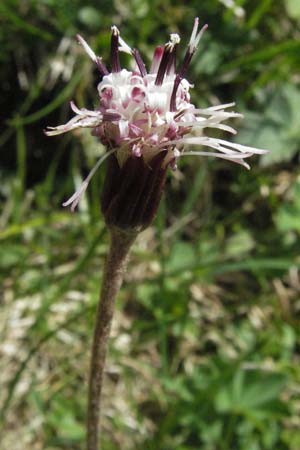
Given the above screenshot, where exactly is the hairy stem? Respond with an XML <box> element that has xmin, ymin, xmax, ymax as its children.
<box><xmin>87</xmin><ymin>227</ymin><xmax>137</xmax><ymax>450</ymax></box>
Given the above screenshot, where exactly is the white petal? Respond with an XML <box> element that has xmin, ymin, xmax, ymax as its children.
<box><xmin>63</xmin><ymin>148</ymin><xmax>117</xmax><ymax>211</ymax></box>
<box><xmin>216</xmin><ymin>138</ymin><xmax>269</xmax><ymax>154</ymax></box>
<box><xmin>167</xmin><ymin>137</ymin><xmax>269</xmax><ymax>156</ymax></box>
<box><xmin>181</xmin><ymin>151</ymin><xmax>251</xmax><ymax>169</ymax></box>
<box><xmin>70</xmin><ymin>101</ymin><xmax>85</xmax><ymax>115</ymax></box>
<box><xmin>176</xmin><ymin>119</ymin><xmax>237</xmax><ymax>134</ymax></box>
<box><xmin>195</xmin><ymin>102</ymin><xmax>236</xmax><ymax>112</ymax></box>
<box><xmin>45</xmin><ymin>110</ymin><xmax>103</xmax><ymax>136</ymax></box>
<box><xmin>62</xmin><ymin>181</ymin><xmax>89</xmax><ymax>211</ymax></box>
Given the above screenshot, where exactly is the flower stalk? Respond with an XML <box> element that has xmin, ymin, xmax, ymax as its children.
<box><xmin>87</xmin><ymin>226</ymin><xmax>137</xmax><ymax>450</ymax></box>
<box><xmin>45</xmin><ymin>18</ymin><xmax>269</xmax><ymax>450</ymax></box>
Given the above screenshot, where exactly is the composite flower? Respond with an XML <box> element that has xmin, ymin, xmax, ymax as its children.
<box><xmin>45</xmin><ymin>18</ymin><xmax>268</xmax><ymax>228</ymax></box>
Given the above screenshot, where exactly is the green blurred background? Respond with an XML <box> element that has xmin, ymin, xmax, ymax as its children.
<box><xmin>1</xmin><ymin>0</ymin><xmax>300</xmax><ymax>449</ymax></box>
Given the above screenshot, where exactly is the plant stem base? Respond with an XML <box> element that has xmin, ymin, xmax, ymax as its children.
<box><xmin>87</xmin><ymin>227</ymin><xmax>137</xmax><ymax>450</ymax></box>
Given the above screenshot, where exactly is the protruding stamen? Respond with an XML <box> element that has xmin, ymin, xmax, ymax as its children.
<box><xmin>76</xmin><ymin>34</ymin><xmax>109</xmax><ymax>76</ymax></box>
<box><xmin>170</xmin><ymin>74</ymin><xmax>182</xmax><ymax>111</ymax></box>
<box><xmin>110</xmin><ymin>26</ymin><xmax>121</xmax><ymax>73</ymax></box>
<box><xmin>155</xmin><ymin>35</ymin><xmax>180</xmax><ymax>86</ymax></box>
<box><xmin>76</xmin><ymin>34</ymin><xmax>97</xmax><ymax>61</ymax></box>
<box><xmin>189</xmin><ymin>18</ymin><xmax>208</xmax><ymax>53</ymax></box>
<box><xmin>96</xmin><ymin>57</ymin><xmax>109</xmax><ymax>75</ymax></box>
<box><xmin>170</xmin><ymin>19</ymin><xmax>208</xmax><ymax>111</ymax></box>
<box><xmin>132</xmin><ymin>48</ymin><xmax>147</xmax><ymax>77</ymax></box>
<box><xmin>166</xmin><ymin>34</ymin><xmax>180</xmax><ymax>76</ymax></box>
<box><xmin>170</xmin><ymin>33</ymin><xmax>181</xmax><ymax>46</ymax></box>
<box><xmin>118</xmin><ymin>35</ymin><xmax>132</xmax><ymax>54</ymax></box>
<box><xmin>150</xmin><ymin>46</ymin><xmax>164</xmax><ymax>73</ymax></box>
<box><xmin>166</xmin><ymin>49</ymin><xmax>176</xmax><ymax>76</ymax></box>
<box><xmin>155</xmin><ymin>46</ymin><xmax>170</xmax><ymax>85</ymax></box>
<box><xmin>179</xmin><ymin>19</ymin><xmax>208</xmax><ymax>79</ymax></box>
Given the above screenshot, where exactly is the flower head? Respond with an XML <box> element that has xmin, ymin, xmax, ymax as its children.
<box><xmin>45</xmin><ymin>19</ymin><xmax>268</xmax><ymax>228</ymax></box>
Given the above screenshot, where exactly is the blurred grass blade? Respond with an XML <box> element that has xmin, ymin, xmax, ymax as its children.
<box><xmin>0</xmin><ymin>230</ymin><xmax>105</xmax><ymax>424</ymax></box>
<box><xmin>0</xmin><ymin>3</ymin><xmax>53</xmax><ymax>40</ymax></box>
<box><xmin>8</xmin><ymin>72</ymin><xmax>82</xmax><ymax>127</ymax></box>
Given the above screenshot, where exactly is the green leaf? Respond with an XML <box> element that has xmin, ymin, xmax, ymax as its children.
<box><xmin>215</xmin><ymin>369</ymin><xmax>287</xmax><ymax>414</ymax></box>
<box><xmin>166</xmin><ymin>241</ymin><xmax>196</xmax><ymax>272</ymax></box>
<box><xmin>236</xmin><ymin>84</ymin><xmax>300</xmax><ymax>166</ymax></box>
<box><xmin>0</xmin><ymin>244</ymin><xmax>28</xmax><ymax>269</ymax></box>
<box><xmin>47</xmin><ymin>398</ymin><xmax>85</xmax><ymax>441</ymax></box>
<box><xmin>78</xmin><ymin>7</ymin><xmax>102</xmax><ymax>30</ymax></box>
<box><xmin>225</xmin><ymin>231</ymin><xmax>255</xmax><ymax>258</ymax></box>
<box><xmin>275</xmin><ymin>180</ymin><xmax>300</xmax><ymax>232</ymax></box>
<box><xmin>285</xmin><ymin>0</ymin><xmax>300</xmax><ymax>19</ymax></box>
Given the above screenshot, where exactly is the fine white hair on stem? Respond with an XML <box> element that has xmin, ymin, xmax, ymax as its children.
<box><xmin>62</xmin><ymin>148</ymin><xmax>117</xmax><ymax>211</ymax></box>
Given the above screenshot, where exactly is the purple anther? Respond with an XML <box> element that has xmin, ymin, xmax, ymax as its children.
<box><xmin>132</xmin><ymin>49</ymin><xmax>147</xmax><ymax>77</ymax></box>
<box><xmin>110</xmin><ymin>26</ymin><xmax>121</xmax><ymax>73</ymax></box>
